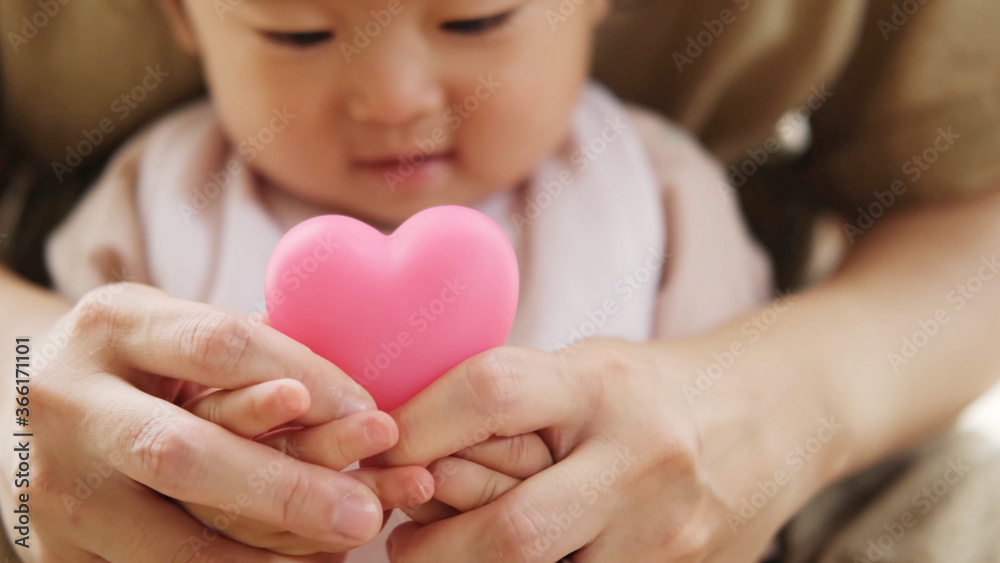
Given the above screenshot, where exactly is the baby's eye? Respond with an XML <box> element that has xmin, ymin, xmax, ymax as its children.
<box><xmin>441</xmin><ymin>11</ymin><xmax>513</xmax><ymax>35</ymax></box>
<box><xmin>262</xmin><ymin>30</ymin><xmax>334</xmax><ymax>48</ymax></box>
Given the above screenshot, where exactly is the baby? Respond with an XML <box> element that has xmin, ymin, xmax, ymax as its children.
<box><xmin>46</xmin><ymin>0</ymin><xmax>771</xmax><ymax>560</ymax></box>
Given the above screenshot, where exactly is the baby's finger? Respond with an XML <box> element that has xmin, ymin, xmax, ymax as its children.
<box><xmin>401</xmin><ymin>499</ymin><xmax>460</xmax><ymax>525</ymax></box>
<box><xmin>349</xmin><ymin>466</ymin><xmax>435</xmax><ymax>510</ymax></box>
<box><xmin>258</xmin><ymin>410</ymin><xmax>399</xmax><ymax>470</ymax></box>
<box><xmin>456</xmin><ymin>433</ymin><xmax>553</xmax><ymax>479</ymax></box>
<box><xmin>183</xmin><ymin>379</ymin><xmax>310</xmax><ymax>437</ymax></box>
<box><xmin>427</xmin><ymin>456</ymin><xmax>520</xmax><ymax>512</ymax></box>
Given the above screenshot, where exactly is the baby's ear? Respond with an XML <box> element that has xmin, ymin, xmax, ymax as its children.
<box><xmin>156</xmin><ymin>0</ymin><xmax>200</xmax><ymax>54</ymax></box>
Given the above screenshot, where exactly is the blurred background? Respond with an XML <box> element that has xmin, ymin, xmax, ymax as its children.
<box><xmin>1</xmin><ymin>1</ymin><xmax>998</xmax><ymax>561</ymax></box>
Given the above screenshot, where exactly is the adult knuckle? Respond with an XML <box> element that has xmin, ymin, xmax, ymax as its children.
<box><xmin>649</xmin><ymin>420</ymin><xmax>699</xmax><ymax>475</ymax></box>
<box><xmin>276</xmin><ymin>468</ymin><xmax>316</xmax><ymax>530</ymax></box>
<box><xmin>579</xmin><ymin>341</ymin><xmax>652</xmax><ymax>407</ymax></box>
<box><xmin>292</xmin><ymin>363</ymin><xmax>325</xmax><ymax>400</ymax></box>
<box><xmin>491</xmin><ymin>506</ymin><xmax>545</xmax><ymax>561</ymax></box>
<box><xmin>592</xmin><ymin>344</ymin><xmax>641</xmax><ymax>381</ymax></box>
<box><xmin>72</xmin><ymin>285</ymin><xmax>125</xmax><ymax>336</ymax></box>
<box><xmin>389</xmin><ymin>418</ymin><xmax>424</xmax><ymax>465</ymax></box>
<box><xmin>128</xmin><ymin>415</ymin><xmax>198</xmax><ymax>489</ymax></box>
<box><xmin>323</xmin><ymin>431</ymin><xmax>350</xmax><ymax>466</ymax></box>
<box><xmin>177</xmin><ymin>310</ymin><xmax>252</xmax><ymax>375</ymax></box>
<box><xmin>464</xmin><ymin>349</ymin><xmax>525</xmax><ymax>413</ymax></box>
<box><xmin>655</xmin><ymin>520</ymin><xmax>712</xmax><ymax>561</ymax></box>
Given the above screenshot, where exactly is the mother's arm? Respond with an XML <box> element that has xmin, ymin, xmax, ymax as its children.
<box><xmin>791</xmin><ymin>187</ymin><xmax>1000</xmax><ymax>471</ymax></box>
<box><xmin>379</xmin><ymin>187</ymin><xmax>1000</xmax><ymax>562</ymax></box>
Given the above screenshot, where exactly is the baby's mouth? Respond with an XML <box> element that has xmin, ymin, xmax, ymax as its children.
<box><xmin>353</xmin><ymin>150</ymin><xmax>456</xmax><ymax>171</ymax></box>
<box><xmin>352</xmin><ymin>150</ymin><xmax>457</xmax><ymax>192</ymax></box>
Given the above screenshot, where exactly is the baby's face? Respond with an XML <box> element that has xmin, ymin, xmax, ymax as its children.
<box><xmin>168</xmin><ymin>0</ymin><xmax>608</xmax><ymax>226</ymax></box>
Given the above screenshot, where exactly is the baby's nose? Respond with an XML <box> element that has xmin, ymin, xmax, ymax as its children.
<box><xmin>343</xmin><ymin>33</ymin><xmax>444</xmax><ymax>127</ymax></box>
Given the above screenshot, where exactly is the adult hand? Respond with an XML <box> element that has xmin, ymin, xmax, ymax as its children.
<box><xmin>11</xmin><ymin>282</ymin><xmax>424</xmax><ymax>561</ymax></box>
<box><xmin>379</xmin><ymin>337</ymin><xmax>844</xmax><ymax>562</ymax></box>
<box><xmin>182</xmin><ymin>378</ymin><xmax>434</xmax><ymax>555</ymax></box>
<box><xmin>400</xmin><ymin>432</ymin><xmax>554</xmax><ymax>525</ymax></box>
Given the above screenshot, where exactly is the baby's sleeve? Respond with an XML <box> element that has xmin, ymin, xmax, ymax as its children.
<box><xmin>45</xmin><ymin>133</ymin><xmax>153</xmax><ymax>302</ymax></box>
<box><xmin>627</xmin><ymin>106</ymin><xmax>774</xmax><ymax>339</ymax></box>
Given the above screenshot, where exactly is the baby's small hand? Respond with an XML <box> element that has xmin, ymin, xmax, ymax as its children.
<box><xmin>180</xmin><ymin>379</ymin><xmax>434</xmax><ymax>555</ymax></box>
<box><xmin>403</xmin><ymin>433</ymin><xmax>554</xmax><ymax>525</ymax></box>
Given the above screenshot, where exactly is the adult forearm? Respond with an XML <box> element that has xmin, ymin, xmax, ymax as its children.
<box><xmin>0</xmin><ymin>266</ymin><xmax>71</xmax><ymax>343</ymax></box>
<box><xmin>672</xmin><ymin>188</ymin><xmax>1000</xmax><ymax>540</ymax></box>
<box><xmin>809</xmin><ymin>189</ymin><xmax>1000</xmax><ymax>471</ymax></box>
<box><xmin>746</xmin><ymin>189</ymin><xmax>1000</xmax><ymax>486</ymax></box>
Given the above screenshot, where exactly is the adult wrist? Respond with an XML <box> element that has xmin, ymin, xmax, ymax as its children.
<box><xmin>655</xmin><ymin>296</ymin><xmax>855</xmax><ymax>536</ymax></box>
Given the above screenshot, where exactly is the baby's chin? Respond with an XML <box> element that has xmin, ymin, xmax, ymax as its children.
<box><xmin>261</xmin><ymin>168</ymin><xmax>516</xmax><ymax>228</ymax></box>
<box><xmin>340</xmin><ymin>186</ymin><xmax>509</xmax><ymax>229</ymax></box>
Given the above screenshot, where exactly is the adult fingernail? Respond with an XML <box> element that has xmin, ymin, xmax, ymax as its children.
<box><xmin>340</xmin><ymin>395</ymin><xmax>375</xmax><ymax>417</ymax></box>
<box><xmin>332</xmin><ymin>492</ymin><xmax>380</xmax><ymax>541</ymax></box>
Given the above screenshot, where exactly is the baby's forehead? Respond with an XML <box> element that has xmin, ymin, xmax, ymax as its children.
<box><xmin>236</xmin><ymin>0</ymin><xmax>412</xmax><ymax>8</ymax></box>
<box><xmin>211</xmin><ymin>0</ymin><xmax>409</xmax><ymax>25</ymax></box>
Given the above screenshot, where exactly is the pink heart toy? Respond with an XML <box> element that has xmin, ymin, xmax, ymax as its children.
<box><xmin>265</xmin><ymin>206</ymin><xmax>519</xmax><ymax>411</ymax></box>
